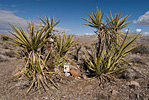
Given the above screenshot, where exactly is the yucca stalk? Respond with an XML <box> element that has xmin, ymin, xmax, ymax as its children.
<box><xmin>39</xmin><ymin>16</ymin><xmax>60</xmax><ymax>64</ymax></box>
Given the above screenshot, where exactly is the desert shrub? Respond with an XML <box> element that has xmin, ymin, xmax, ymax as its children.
<box><xmin>132</xmin><ymin>44</ymin><xmax>149</xmax><ymax>54</ymax></box>
<box><xmin>82</xmin><ymin>6</ymin><xmax>140</xmax><ymax>83</ymax></box>
<box><xmin>1</xmin><ymin>35</ymin><xmax>9</xmax><ymax>41</ymax></box>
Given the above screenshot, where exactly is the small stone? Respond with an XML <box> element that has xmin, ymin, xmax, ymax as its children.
<box><xmin>127</xmin><ymin>81</ymin><xmax>140</xmax><ymax>87</ymax></box>
<box><xmin>42</xmin><ymin>96</ymin><xmax>49</xmax><ymax>100</ymax></box>
<box><xmin>82</xmin><ymin>74</ymin><xmax>87</xmax><ymax>79</ymax></box>
<box><xmin>111</xmin><ymin>90</ymin><xmax>119</xmax><ymax>96</ymax></box>
<box><xmin>0</xmin><ymin>54</ymin><xmax>8</xmax><ymax>62</ymax></box>
<box><xmin>70</xmin><ymin>69</ymin><xmax>81</xmax><ymax>77</ymax></box>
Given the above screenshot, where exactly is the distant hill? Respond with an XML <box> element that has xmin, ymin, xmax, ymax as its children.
<box><xmin>0</xmin><ymin>33</ymin><xmax>148</xmax><ymax>44</ymax></box>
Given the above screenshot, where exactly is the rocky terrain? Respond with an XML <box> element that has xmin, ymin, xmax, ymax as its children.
<box><xmin>0</xmin><ymin>33</ymin><xmax>149</xmax><ymax>100</ymax></box>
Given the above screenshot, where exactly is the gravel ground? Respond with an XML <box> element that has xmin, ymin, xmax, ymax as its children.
<box><xmin>0</xmin><ymin>55</ymin><xmax>148</xmax><ymax>100</ymax></box>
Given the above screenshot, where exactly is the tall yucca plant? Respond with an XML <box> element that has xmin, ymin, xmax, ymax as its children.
<box><xmin>82</xmin><ymin>6</ymin><xmax>132</xmax><ymax>56</ymax></box>
<box><xmin>82</xmin><ymin>6</ymin><xmax>140</xmax><ymax>83</ymax></box>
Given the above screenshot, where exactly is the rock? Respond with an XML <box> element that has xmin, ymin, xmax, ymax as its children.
<box><xmin>70</xmin><ymin>69</ymin><xmax>81</xmax><ymax>77</ymax></box>
<box><xmin>127</xmin><ymin>81</ymin><xmax>140</xmax><ymax>87</ymax></box>
<box><xmin>5</xmin><ymin>49</ymin><xmax>16</xmax><ymax>57</ymax></box>
<box><xmin>0</xmin><ymin>54</ymin><xmax>8</xmax><ymax>62</ymax></box>
<box><xmin>82</xmin><ymin>74</ymin><xmax>87</xmax><ymax>79</ymax></box>
<box><xmin>111</xmin><ymin>90</ymin><xmax>119</xmax><ymax>96</ymax></box>
<box><xmin>15</xmin><ymin>79</ymin><xmax>30</xmax><ymax>89</ymax></box>
<box><xmin>120</xmin><ymin>67</ymin><xmax>142</xmax><ymax>80</ymax></box>
<box><xmin>130</xmin><ymin>56</ymin><xmax>147</xmax><ymax>64</ymax></box>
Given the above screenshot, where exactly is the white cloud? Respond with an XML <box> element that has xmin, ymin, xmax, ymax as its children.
<box><xmin>125</xmin><ymin>29</ymin><xmax>129</xmax><ymax>32</ymax></box>
<box><xmin>133</xmin><ymin>11</ymin><xmax>149</xmax><ymax>25</ymax></box>
<box><xmin>142</xmin><ymin>32</ymin><xmax>149</xmax><ymax>36</ymax></box>
<box><xmin>135</xmin><ymin>29</ymin><xmax>142</xmax><ymax>33</ymax></box>
<box><xmin>54</xmin><ymin>27</ymin><xmax>71</xmax><ymax>32</ymax></box>
<box><xmin>0</xmin><ymin>10</ymin><xmax>70</xmax><ymax>34</ymax></box>
<box><xmin>84</xmin><ymin>33</ymin><xmax>94</xmax><ymax>35</ymax></box>
<box><xmin>0</xmin><ymin>10</ymin><xmax>28</xmax><ymax>33</ymax></box>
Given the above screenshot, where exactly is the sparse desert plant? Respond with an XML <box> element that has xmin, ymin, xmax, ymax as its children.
<box><xmin>82</xmin><ymin>6</ymin><xmax>140</xmax><ymax>83</ymax></box>
<box><xmin>1</xmin><ymin>35</ymin><xmax>9</xmax><ymax>41</ymax></box>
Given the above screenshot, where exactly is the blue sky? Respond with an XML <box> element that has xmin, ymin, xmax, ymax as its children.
<box><xmin>0</xmin><ymin>0</ymin><xmax>149</xmax><ymax>35</ymax></box>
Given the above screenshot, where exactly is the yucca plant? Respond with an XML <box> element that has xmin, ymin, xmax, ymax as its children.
<box><xmin>55</xmin><ymin>33</ymin><xmax>78</xmax><ymax>66</ymax></box>
<box><xmin>81</xmin><ymin>6</ymin><xmax>104</xmax><ymax>29</ymax></box>
<box><xmin>84</xmin><ymin>32</ymin><xmax>140</xmax><ymax>82</ymax></box>
<box><xmin>6</xmin><ymin>20</ymin><xmax>58</xmax><ymax>93</ymax></box>
<box><xmin>82</xmin><ymin>6</ymin><xmax>140</xmax><ymax>83</ymax></box>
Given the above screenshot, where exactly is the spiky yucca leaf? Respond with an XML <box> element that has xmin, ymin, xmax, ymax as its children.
<box><xmin>106</xmin><ymin>11</ymin><xmax>132</xmax><ymax>32</ymax></box>
<box><xmin>40</xmin><ymin>16</ymin><xmax>60</xmax><ymax>37</ymax></box>
<box><xmin>8</xmin><ymin>20</ymin><xmax>52</xmax><ymax>55</ymax></box>
<box><xmin>81</xmin><ymin>6</ymin><xmax>104</xmax><ymax>29</ymax></box>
